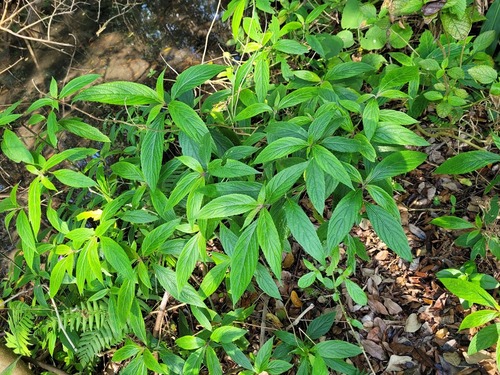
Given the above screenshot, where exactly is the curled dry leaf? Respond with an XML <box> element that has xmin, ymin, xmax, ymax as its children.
<box><xmin>282</xmin><ymin>252</ymin><xmax>294</xmax><ymax>269</ymax></box>
<box><xmin>383</xmin><ymin>297</ymin><xmax>403</xmax><ymax>315</ymax></box>
<box><xmin>368</xmin><ymin>296</ymin><xmax>389</xmax><ymax>315</ymax></box>
<box><xmin>362</xmin><ymin>339</ymin><xmax>387</xmax><ymax>361</ymax></box>
<box><xmin>290</xmin><ymin>290</ymin><xmax>303</xmax><ymax>308</ymax></box>
<box><xmin>386</xmin><ymin>355</ymin><xmax>414</xmax><ymax>372</ymax></box>
<box><xmin>404</xmin><ymin>313</ymin><xmax>421</xmax><ymax>333</ymax></box>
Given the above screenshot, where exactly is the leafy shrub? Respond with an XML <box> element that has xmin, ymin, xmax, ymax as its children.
<box><xmin>0</xmin><ymin>0</ymin><xmax>497</xmax><ymax>373</ymax></box>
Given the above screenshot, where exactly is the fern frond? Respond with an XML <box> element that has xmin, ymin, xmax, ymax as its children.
<box><xmin>62</xmin><ymin>300</ymin><xmax>107</xmax><ymax>332</ymax></box>
<box><xmin>77</xmin><ymin>320</ymin><xmax>126</xmax><ymax>368</ymax></box>
<box><xmin>5</xmin><ymin>301</ymin><xmax>34</xmax><ymax>356</ymax></box>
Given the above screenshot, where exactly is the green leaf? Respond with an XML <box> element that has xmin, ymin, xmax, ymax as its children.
<box><xmin>313</xmin><ymin>340</ymin><xmax>362</xmax><ymax>359</ymax></box>
<box><xmin>176</xmin><ymin>232</ymin><xmax>205</xmax><ymax>291</ymax></box>
<box><xmin>176</xmin><ymin>335</ymin><xmax>206</xmax><ymax>350</ymax></box>
<box><xmin>366</xmin><ymin>185</ymin><xmax>400</xmax><ymax>220</ymax></box>
<box><xmin>366</xmin><ymin>203</ymin><xmax>412</xmax><ymax>261</ymax></box>
<box><xmin>430</xmin><ymin>216</ymin><xmax>475</xmax><ymax>230</ymax></box>
<box><xmin>341</xmin><ymin>0</ymin><xmax>364</xmax><ymax>28</ymax></box>
<box><xmin>208</xmin><ymin>159</ymin><xmax>259</xmax><ymax>178</ymax></box>
<box><xmin>360</xmin><ymin>25</ymin><xmax>386</xmax><ymax>50</ymax></box>
<box><xmin>60</xmin><ymin>74</ymin><xmax>101</xmax><ymax>99</ymax></box>
<box><xmin>254</xmin><ymin>137</ymin><xmax>308</xmax><ymax>164</ymax></box>
<box><xmin>379</xmin><ymin>66</ymin><xmax>419</xmax><ymax>92</ymax></box>
<box><xmin>112</xmin><ymin>343</ymin><xmax>142</xmax><ymax>362</ymax></box>
<box><xmin>199</xmin><ymin>260</ymin><xmax>230</xmax><ymax>298</ymax></box>
<box><xmin>117</xmin><ymin>278</ymin><xmax>135</xmax><ymax>325</ymax></box>
<box><xmin>367</xmin><ymin>151</ymin><xmax>427</xmax><ymax>183</ymax></box>
<box><xmin>284</xmin><ymin>199</ymin><xmax>325</xmax><ymax>263</ymax></box>
<box><xmin>120</xmin><ymin>210</ymin><xmax>158</xmax><ymax>223</ymax></box>
<box><xmin>52</xmin><ymin>169</ymin><xmax>96</xmax><ymax>188</ymax></box>
<box><xmin>327</xmin><ymin>190</ymin><xmax>362</xmax><ymax>250</ymax></box>
<box><xmin>468</xmin><ymin>323</ymin><xmax>500</xmax><ymax>355</ymax></box>
<box><xmin>273</xmin><ymin>39</ymin><xmax>309</xmax><ymax>54</ymax></box>
<box><xmin>153</xmin><ymin>265</ymin><xmax>207</xmax><ymax>308</ymax></box>
<box><xmin>257</xmin><ymin>208</ymin><xmax>282</xmax><ymax>279</ymax></box>
<box><xmin>265</xmin><ymin>162</ymin><xmax>308</xmax><ymax>204</ymax></box>
<box><xmin>1</xmin><ymin>129</ymin><xmax>34</xmax><ymax>164</ymax></box>
<box><xmin>169</xmin><ymin>100</ymin><xmax>210</xmax><ymax>144</ymax></box>
<box><xmin>255</xmin><ymin>53</ymin><xmax>270</xmax><ymax>102</ymax></box>
<box><xmin>468</xmin><ymin>65</ymin><xmax>498</xmax><ymax>84</ymax></box>
<box><xmin>255</xmin><ymin>338</ymin><xmax>273</xmax><ymax>372</ymax></box>
<box><xmin>143</xmin><ymin>349</ymin><xmax>165</xmax><ymax>373</ymax></box>
<box><xmin>100</xmin><ymin>237</ymin><xmax>134</xmax><ymax>279</ymax></box>
<box><xmin>49</xmin><ymin>253</ymin><xmax>73</xmax><ymax>297</ymax></box>
<box><xmin>111</xmin><ymin>161</ymin><xmax>144</xmax><ymax>181</ymax></box>
<box><xmin>305</xmin><ymin>159</ymin><xmax>326</xmax><ymax>214</ymax></box>
<box><xmin>255</xmin><ymin>263</ymin><xmax>281</xmax><ymax>299</ymax></box>
<box><xmin>141</xmin><ymin>220</ymin><xmax>180</xmax><ymax>256</ymax></box>
<box><xmin>379</xmin><ymin>109</ymin><xmax>418</xmax><ymax>125</ymax></box>
<box><xmin>211</xmin><ymin>326</ymin><xmax>247</xmax><ymax>344</ymax></box>
<box><xmin>230</xmin><ymin>222</ymin><xmax>259</xmax><ymax>304</ymax></box>
<box><xmin>435</xmin><ymin>151</ymin><xmax>500</xmax><ymax>174</ymax></box>
<box><xmin>141</xmin><ymin>113</ymin><xmax>164</xmax><ymax>189</ymax></box>
<box><xmin>205</xmin><ymin>346</ymin><xmax>223</xmax><ymax>375</ymax></box>
<box><xmin>58</xmin><ymin>118</ymin><xmax>111</xmax><ymax>142</ymax></box>
<box><xmin>325</xmin><ymin>62</ymin><xmax>374</xmax><ymax>81</ymax></box>
<box><xmin>439</xmin><ymin>278</ymin><xmax>499</xmax><ymax>308</ymax></box>
<box><xmin>171</xmin><ymin>64</ymin><xmax>225</xmax><ymax>100</ymax></box>
<box><xmin>363</xmin><ymin>99</ymin><xmax>379</xmax><ymax>140</ymax></box>
<box><xmin>344</xmin><ymin>279</ymin><xmax>367</xmax><ymax>305</ymax></box>
<box><xmin>28</xmin><ymin>178</ymin><xmax>42</xmax><ymax>235</ymax></box>
<box><xmin>293</xmin><ymin>70</ymin><xmax>321</xmax><ymax>82</ymax></box>
<box><xmin>312</xmin><ymin>145</ymin><xmax>353</xmax><ymax>189</ymax></box>
<box><xmin>278</xmin><ymin>87</ymin><xmax>318</xmax><ymax>109</ymax></box>
<box><xmin>165</xmin><ymin>172</ymin><xmax>200</xmax><ymax>211</ymax></box>
<box><xmin>460</xmin><ymin>310</ymin><xmax>500</xmax><ymax>330</ymax></box>
<box><xmin>372</xmin><ymin>123</ymin><xmax>429</xmax><ymax>146</ymax></box>
<box><xmin>234</xmin><ymin>103</ymin><xmax>273</xmax><ymax>121</ymax></box>
<box><xmin>198</xmin><ymin>194</ymin><xmax>257</xmax><ymax>219</ymax></box>
<box><xmin>306</xmin><ymin>312</ymin><xmax>336</xmax><ymax>340</ymax></box>
<box><xmin>441</xmin><ymin>10</ymin><xmax>471</xmax><ymax>40</ymax></box>
<box><xmin>43</xmin><ymin>147</ymin><xmax>98</xmax><ymax>171</ymax></box>
<box><xmin>74</xmin><ymin>81</ymin><xmax>162</xmax><ymax>105</ymax></box>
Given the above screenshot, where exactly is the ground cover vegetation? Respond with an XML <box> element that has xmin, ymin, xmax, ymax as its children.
<box><xmin>0</xmin><ymin>0</ymin><xmax>499</xmax><ymax>373</ymax></box>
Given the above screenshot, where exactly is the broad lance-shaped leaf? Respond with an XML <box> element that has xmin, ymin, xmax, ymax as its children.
<box><xmin>59</xmin><ymin>74</ymin><xmax>100</xmax><ymax>99</ymax></box>
<box><xmin>327</xmin><ymin>189</ymin><xmax>362</xmax><ymax>250</ymax></box>
<box><xmin>284</xmin><ymin>199</ymin><xmax>325</xmax><ymax>264</ymax></box>
<box><xmin>265</xmin><ymin>161</ymin><xmax>308</xmax><ymax>204</ymax></box>
<box><xmin>435</xmin><ymin>151</ymin><xmax>500</xmax><ymax>175</ymax></box>
<box><xmin>169</xmin><ymin>100</ymin><xmax>210</xmax><ymax>144</ymax></box>
<box><xmin>74</xmin><ymin>81</ymin><xmax>162</xmax><ymax>105</ymax></box>
<box><xmin>1</xmin><ymin>129</ymin><xmax>34</xmax><ymax>164</ymax></box>
<box><xmin>52</xmin><ymin>169</ymin><xmax>96</xmax><ymax>188</ymax></box>
<box><xmin>170</xmin><ymin>64</ymin><xmax>226</xmax><ymax>100</ymax></box>
<box><xmin>257</xmin><ymin>208</ymin><xmax>282</xmax><ymax>279</ymax></box>
<box><xmin>366</xmin><ymin>203</ymin><xmax>412</xmax><ymax>261</ymax></box>
<box><xmin>362</xmin><ymin>99</ymin><xmax>379</xmax><ymax>140</ymax></box>
<box><xmin>253</xmin><ymin>137</ymin><xmax>309</xmax><ymax>164</ymax></box>
<box><xmin>100</xmin><ymin>237</ymin><xmax>134</xmax><ymax>279</ymax></box>
<box><xmin>153</xmin><ymin>264</ymin><xmax>207</xmax><ymax>308</ymax></box>
<box><xmin>197</xmin><ymin>194</ymin><xmax>258</xmax><ymax>219</ymax></box>
<box><xmin>439</xmin><ymin>277</ymin><xmax>499</xmax><ymax>309</ymax></box>
<box><xmin>312</xmin><ymin>145</ymin><xmax>353</xmax><ymax>189</ymax></box>
<box><xmin>28</xmin><ymin>178</ymin><xmax>42</xmax><ymax>235</ymax></box>
<box><xmin>367</xmin><ymin>150</ymin><xmax>427</xmax><ymax>183</ymax></box>
<box><xmin>16</xmin><ymin>210</ymin><xmax>37</xmax><ymax>269</ymax></box>
<box><xmin>305</xmin><ymin>159</ymin><xmax>326</xmax><ymax>214</ymax></box>
<box><xmin>230</xmin><ymin>222</ymin><xmax>259</xmax><ymax>304</ymax></box>
<box><xmin>141</xmin><ymin>113</ymin><xmax>164</xmax><ymax>190</ymax></box>
<box><xmin>59</xmin><ymin>118</ymin><xmax>110</xmax><ymax>142</ymax></box>
<box><xmin>430</xmin><ymin>216</ymin><xmax>475</xmax><ymax>230</ymax></box>
<box><xmin>177</xmin><ymin>232</ymin><xmax>205</xmax><ymax>292</ymax></box>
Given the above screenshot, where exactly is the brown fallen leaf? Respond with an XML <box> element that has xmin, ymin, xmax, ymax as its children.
<box><xmin>368</xmin><ymin>296</ymin><xmax>389</xmax><ymax>315</ymax></box>
<box><xmin>290</xmin><ymin>290</ymin><xmax>303</xmax><ymax>308</ymax></box>
<box><xmin>386</xmin><ymin>355</ymin><xmax>414</xmax><ymax>372</ymax></box>
<box><xmin>404</xmin><ymin>313</ymin><xmax>421</xmax><ymax>333</ymax></box>
<box><xmin>383</xmin><ymin>297</ymin><xmax>403</xmax><ymax>315</ymax></box>
<box><xmin>361</xmin><ymin>339</ymin><xmax>387</xmax><ymax>361</ymax></box>
<box><xmin>282</xmin><ymin>252</ymin><xmax>294</xmax><ymax>269</ymax></box>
